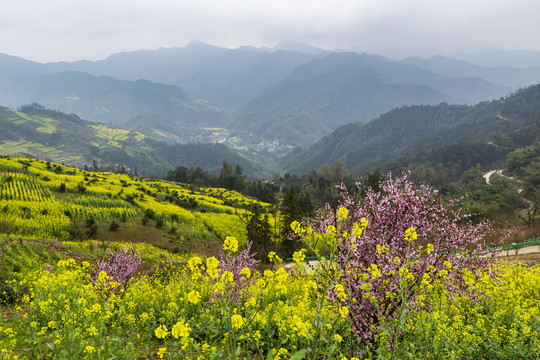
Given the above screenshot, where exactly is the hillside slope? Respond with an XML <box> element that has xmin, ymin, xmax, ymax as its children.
<box><xmin>283</xmin><ymin>84</ymin><xmax>540</xmax><ymax>176</ymax></box>
<box><xmin>0</xmin><ymin>104</ymin><xmax>256</xmax><ymax>176</ymax></box>
<box><xmin>234</xmin><ymin>52</ymin><xmax>509</xmax><ymax>145</ymax></box>
<box><xmin>0</xmin><ymin>71</ymin><xmax>228</xmax><ymax>129</ymax></box>
<box><xmin>0</xmin><ymin>157</ymin><xmax>272</xmax><ymax>254</ymax></box>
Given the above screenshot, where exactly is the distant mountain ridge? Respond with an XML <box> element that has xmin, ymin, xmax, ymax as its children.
<box><xmin>233</xmin><ymin>52</ymin><xmax>510</xmax><ymax>144</ymax></box>
<box><xmin>0</xmin><ymin>70</ymin><xmax>228</xmax><ymax>132</ymax></box>
<box><xmin>402</xmin><ymin>55</ymin><xmax>540</xmax><ymax>88</ymax></box>
<box><xmin>282</xmin><ymin>84</ymin><xmax>540</xmax><ymax>177</ymax></box>
<box><xmin>2</xmin><ymin>41</ymin><xmax>540</xmax><ymax>149</ymax></box>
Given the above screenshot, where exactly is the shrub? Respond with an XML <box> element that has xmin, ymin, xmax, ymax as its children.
<box><xmin>109</xmin><ymin>221</ymin><xmax>120</xmax><ymax>231</ymax></box>
<box><xmin>93</xmin><ymin>245</ymin><xmax>144</xmax><ymax>293</ymax></box>
<box><xmin>292</xmin><ymin>173</ymin><xmax>493</xmax><ymax>349</ymax></box>
<box><xmin>0</xmin><ymin>280</ymin><xmax>17</xmax><ymax>305</ymax></box>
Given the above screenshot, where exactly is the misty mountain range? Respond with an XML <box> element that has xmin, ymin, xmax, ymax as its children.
<box><xmin>1</xmin><ymin>40</ymin><xmax>540</xmax><ymax>178</ymax></box>
<box><xmin>2</xmin><ymin>41</ymin><xmax>540</xmax><ymax>147</ymax></box>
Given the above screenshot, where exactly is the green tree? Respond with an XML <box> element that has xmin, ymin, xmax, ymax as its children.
<box><xmin>279</xmin><ymin>188</ymin><xmax>302</xmax><ymax>258</ymax></box>
<box><xmin>331</xmin><ymin>161</ymin><xmax>350</xmax><ymax>183</ymax></box>
<box><xmin>219</xmin><ymin>161</ymin><xmax>234</xmax><ymax>189</ymax></box>
<box><xmin>366</xmin><ymin>171</ymin><xmax>384</xmax><ymax>193</ymax></box>
<box><xmin>297</xmin><ymin>191</ymin><xmax>315</xmax><ymax>217</ymax></box>
<box><xmin>320</xmin><ymin>164</ymin><xmax>331</xmax><ymax>182</ymax></box>
<box><xmin>234</xmin><ymin>164</ymin><xmax>245</xmax><ymax>191</ymax></box>
<box><xmin>246</xmin><ymin>206</ymin><xmax>274</xmax><ymax>263</ymax></box>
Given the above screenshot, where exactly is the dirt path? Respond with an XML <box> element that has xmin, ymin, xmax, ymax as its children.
<box><xmin>483</xmin><ymin>169</ymin><xmax>503</xmax><ymax>184</ymax></box>
<box><xmin>494</xmin><ymin>245</ymin><xmax>540</xmax><ymax>257</ymax></box>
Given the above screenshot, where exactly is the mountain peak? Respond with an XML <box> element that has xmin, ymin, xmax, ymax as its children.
<box><xmin>272</xmin><ymin>40</ymin><xmax>326</xmax><ymax>55</ymax></box>
<box><xmin>184</xmin><ymin>39</ymin><xmax>221</xmax><ymax>50</ymax></box>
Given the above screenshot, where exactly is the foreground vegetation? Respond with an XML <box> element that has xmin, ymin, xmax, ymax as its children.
<box><xmin>1</xmin><ymin>170</ymin><xmax>539</xmax><ymax>359</ymax></box>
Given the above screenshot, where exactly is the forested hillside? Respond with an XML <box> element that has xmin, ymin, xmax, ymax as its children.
<box><xmin>0</xmin><ymin>71</ymin><xmax>227</xmax><ymax>129</ymax></box>
<box><xmin>233</xmin><ymin>52</ymin><xmax>508</xmax><ymax>145</ymax></box>
<box><xmin>283</xmin><ymin>84</ymin><xmax>540</xmax><ymax>179</ymax></box>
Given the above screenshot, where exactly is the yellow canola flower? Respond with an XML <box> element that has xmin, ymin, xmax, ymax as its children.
<box><xmin>268</xmin><ymin>251</ymin><xmax>282</xmax><ymax>263</ymax></box>
<box><xmin>339</xmin><ymin>306</ymin><xmax>349</xmax><ymax>318</ymax></box>
<box><xmin>231</xmin><ymin>314</ymin><xmax>246</xmax><ymax>329</ymax></box>
<box><xmin>292</xmin><ymin>249</ymin><xmax>306</xmax><ymax>264</ymax></box>
<box><xmin>187</xmin><ymin>290</ymin><xmax>201</xmax><ymax>305</ymax></box>
<box><xmin>171</xmin><ymin>320</ymin><xmax>191</xmax><ymax>339</ymax></box>
<box><xmin>290</xmin><ymin>221</ymin><xmax>301</xmax><ymax>234</ymax></box>
<box><xmin>97</xmin><ymin>271</ymin><xmax>110</xmax><ymax>282</ymax></box>
<box><xmin>421</xmin><ymin>273</ymin><xmax>431</xmax><ymax>287</ymax></box>
<box><xmin>221</xmin><ymin>271</ymin><xmax>234</xmax><ymax>284</ymax></box>
<box><xmin>337</xmin><ymin>207</ymin><xmax>349</xmax><ymax>220</ymax></box>
<box><xmin>206</xmin><ymin>256</ymin><xmax>220</xmax><ymax>278</ymax></box>
<box><xmin>240</xmin><ymin>267</ymin><xmax>251</xmax><ymax>279</ymax></box>
<box><xmin>223</xmin><ymin>236</ymin><xmax>238</xmax><ymax>253</ymax></box>
<box><xmin>155</xmin><ymin>325</ymin><xmax>169</xmax><ymax>339</ymax></box>
<box><xmin>157</xmin><ymin>347</ymin><xmax>166</xmax><ymax>359</ymax></box>
<box><xmin>86</xmin><ymin>326</ymin><xmax>98</xmax><ymax>336</ymax></box>
<box><xmin>290</xmin><ymin>220</ymin><xmax>313</xmax><ymax>235</ymax></box>
<box><xmin>370</xmin><ymin>264</ymin><xmax>382</xmax><ymax>279</ymax></box>
<box><xmin>439</xmin><ymin>269</ymin><xmax>449</xmax><ymax>278</ymax></box>
<box><xmin>404</xmin><ymin>227</ymin><xmax>418</xmax><ymax>242</ymax></box>
<box><xmin>377</xmin><ymin>244</ymin><xmax>390</xmax><ymax>255</ymax></box>
<box><xmin>352</xmin><ymin>218</ymin><xmax>368</xmax><ymax>238</ymax></box>
<box><xmin>326</xmin><ymin>225</ymin><xmax>337</xmax><ymax>234</ymax></box>
<box><xmin>188</xmin><ymin>256</ymin><xmax>202</xmax><ymax>272</ymax></box>
<box><xmin>426</xmin><ymin>243</ymin><xmax>434</xmax><ymax>254</ymax></box>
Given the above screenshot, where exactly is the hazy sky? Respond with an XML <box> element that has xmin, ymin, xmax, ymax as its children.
<box><xmin>2</xmin><ymin>0</ymin><xmax>540</xmax><ymax>62</ymax></box>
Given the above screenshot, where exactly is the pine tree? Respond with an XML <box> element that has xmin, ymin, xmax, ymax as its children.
<box><xmin>279</xmin><ymin>187</ymin><xmax>302</xmax><ymax>258</ymax></box>
<box><xmin>246</xmin><ymin>206</ymin><xmax>274</xmax><ymax>263</ymax></box>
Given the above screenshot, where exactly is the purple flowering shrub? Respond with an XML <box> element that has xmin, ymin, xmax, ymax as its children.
<box><xmin>293</xmin><ymin>173</ymin><xmax>494</xmax><ymax>346</ymax></box>
<box><xmin>216</xmin><ymin>241</ymin><xmax>260</xmax><ymax>303</ymax></box>
<box><xmin>93</xmin><ymin>245</ymin><xmax>144</xmax><ymax>293</ymax></box>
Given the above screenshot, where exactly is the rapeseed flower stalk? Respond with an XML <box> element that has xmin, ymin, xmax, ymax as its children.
<box><xmin>154</xmin><ymin>325</ymin><xmax>169</xmax><ymax>339</ymax></box>
<box><xmin>171</xmin><ymin>319</ymin><xmax>191</xmax><ymax>339</ymax></box>
<box><xmin>268</xmin><ymin>251</ymin><xmax>282</xmax><ymax>264</ymax></box>
<box><xmin>223</xmin><ymin>236</ymin><xmax>238</xmax><ymax>253</ymax></box>
<box><xmin>188</xmin><ymin>256</ymin><xmax>203</xmax><ymax>272</ymax></box>
<box><xmin>187</xmin><ymin>290</ymin><xmax>201</xmax><ymax>304</ymax></box>
<box><xmin>337</xmin><ymin>207</ymin><xmax>349</xmax><ymax>220</ymax></box>
<box><xmin>404</xmin><ymin>227</ymin><xmax>417</xmax><ymax>242</ymax></box>
<box><xmin>230</xmin><ymin>314</ymin><xmax>245</xmax><ymax>329</ymax></box>
<box><xmin>206</xmin><ymin>256</ymin><xmax>220</xmax><ymax>278</ymax></box>
<box><xmin>292</xmin><ymin>249</ymin><xmax>306</xmax><ymax>264</ymax></box>
<box><xmin>240</xmin><ymin>267</ymin><xmax>251</xmax><ymax>279</ymax></box>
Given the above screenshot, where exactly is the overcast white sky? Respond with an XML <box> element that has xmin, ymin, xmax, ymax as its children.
<box><xmin>1</xmin><ymin>0</ymin><xmax>540</xmax><ymax>63</ymax></box>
